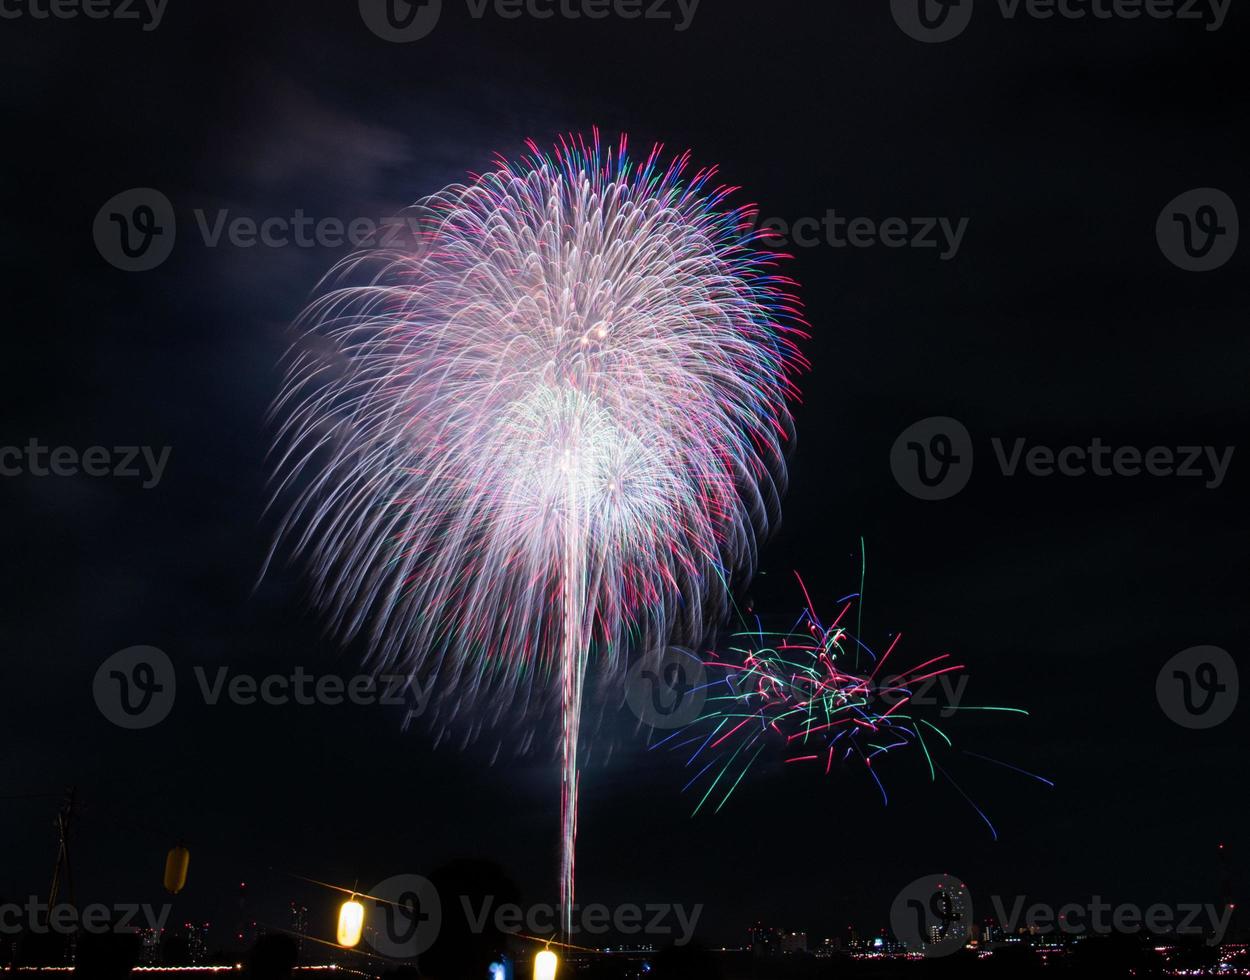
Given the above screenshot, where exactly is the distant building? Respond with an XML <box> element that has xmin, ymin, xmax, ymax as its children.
<box><xmin>924</xmin><ymin>880</ymin><xmax>970</xmax><ymax>948</ymax></box>
<box><xmin>749</xmin><ymin>924</ymin><xmax>781</xmax><ymax>957</ymax></box>
<box><xmin>138</xmin><ymin>927</ymin><xmax>163</xmax><ymax>965</ymax></box>
<box><xmin>781</xmin><ymin>931</ymin><xmax>807</xmax><ymax>954</ymax></box>
<box><xmin>289</xmin><ymin>902</ymin><xmax>309</xmax><ymax>953</ymax></box>
<box><xmin>186</xmin><ymin>922</ymin><xmax>210</xmax><ymax>964</ymax></box>
<box><xmin>749</xmin><ymin>925</ymin><xmax>807</xmax><ymax>956</ymax></box>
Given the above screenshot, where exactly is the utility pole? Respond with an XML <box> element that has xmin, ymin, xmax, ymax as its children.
<box><xmin>47</xmin><ymin>786</ymin><xmax>76</xmax><ymax>911</ymax></box>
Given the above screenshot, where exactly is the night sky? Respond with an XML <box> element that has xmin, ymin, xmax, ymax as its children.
<box><xmin>2</xmin><ymin>0</ymin><xmax>1247</xmax><ymax>952</ymax></box>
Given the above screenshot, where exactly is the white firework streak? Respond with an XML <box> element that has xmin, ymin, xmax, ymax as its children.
<box><xmin>266</xmin><ymin>132</ymin><xmax>806</xmax><ymax>937</ymax></box>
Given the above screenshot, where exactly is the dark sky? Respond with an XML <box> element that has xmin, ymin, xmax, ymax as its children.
<box><xmin>1</xmin><ymin>0</ymin><xmax>1247</xmax><ymax>953</ymax></box>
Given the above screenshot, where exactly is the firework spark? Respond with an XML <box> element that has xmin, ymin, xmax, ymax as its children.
<box><xmin>266</xmin><ymin>131</ymin><xmax>806</xmax><ymax>934</ymax></box>
<box><xmin>658</xmin><ymin>570</ymin><xmax>1051</xmax><ymax>836</ymax></box>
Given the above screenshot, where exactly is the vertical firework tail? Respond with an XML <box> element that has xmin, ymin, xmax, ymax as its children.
<box><xmin>560</xmin><ymin>445</ymin><xmax>589</xmax><ymax>939</ymax></box>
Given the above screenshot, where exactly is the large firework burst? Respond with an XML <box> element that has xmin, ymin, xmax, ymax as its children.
<box><xmin>267</xmin><ymin>131</ymin><xmax>806</xmax><ymax>932</ymax></box>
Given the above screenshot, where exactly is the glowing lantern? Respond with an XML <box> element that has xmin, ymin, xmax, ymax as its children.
<box><xmin>534</xmin><ymin>949</ymin><xmax>558</xmax><ymax>980</ymax></box>
<box><xmin>163</xmin><ymin>845</ymin><xmax>190</xmax><ymax>895</ymax></box>
<box><xmin>337</xmin><ymin>896</ymin><xmax>365</xmax><ymax>947</ymax></box>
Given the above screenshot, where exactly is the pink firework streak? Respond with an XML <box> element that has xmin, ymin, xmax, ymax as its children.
<box><xmin>265</xmin><ymin>130</ymin><xmax>807</xmax><ymax>936</ymax></box>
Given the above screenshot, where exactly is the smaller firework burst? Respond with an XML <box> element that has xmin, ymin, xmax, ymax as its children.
<box><xmin>656</xmin><ymin>572</ymin><xmax>1052</xmax><ymax>837</ymax></box>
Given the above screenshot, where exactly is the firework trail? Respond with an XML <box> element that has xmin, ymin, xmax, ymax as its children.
<box><xmin>658</xmin><ymin>570</ymin><xmax>1051</xmax><ymax>836</ymax></box>
<box><xmin>266</xmin><ymin>131</ymin><xmax>806</xmax><ymax>936</ymax></box>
